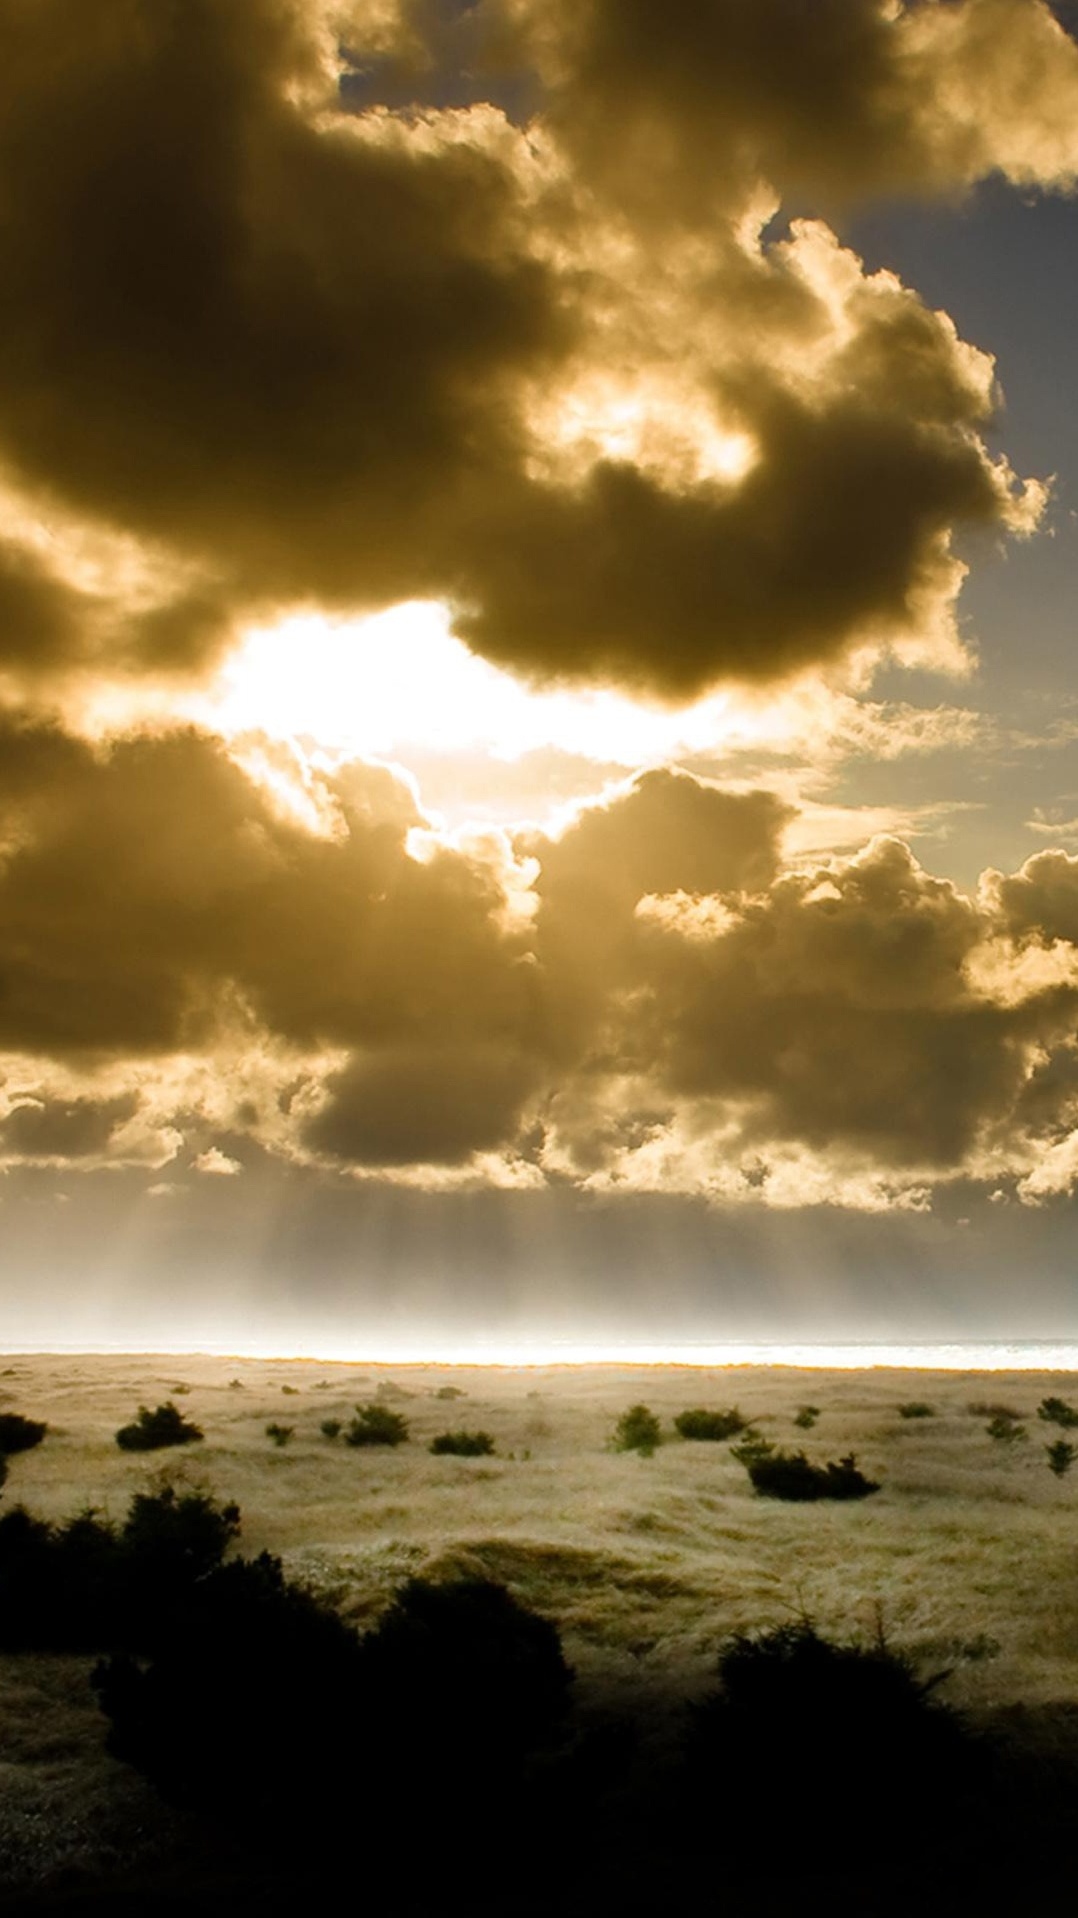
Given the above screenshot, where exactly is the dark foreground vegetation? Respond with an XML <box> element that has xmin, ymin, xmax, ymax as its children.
<box><xmin>1</xmin><ymin>1473</ymin><xmax>1078</xmax><ymax>1918</ymax></box>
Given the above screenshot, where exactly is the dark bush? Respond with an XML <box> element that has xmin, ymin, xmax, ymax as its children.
<box><xmin>0</xmin><ymin>1413</ymin><xmax>47</xmax><ymax>1455</ymax></box>
<box><xmin>986</xmin><ymin>1415</ymin><xmax>1027</xmax><ymax>1443</ymax></box>
<box><xmin>793</xmin><ymin>1404</ymin><xmax>820</xmax><ymax>1430</ymax></box>
<box><xmin>434</xmin><ymin>1385</ymin><xmax>467</xmax><ymax>1400</ymax></box>
<box><xmin>968</xmin><ymin>1400</ymin><xmax>1023</xmax><ymax>1420</ymax></box>
<box><xmin>429</xmin><ymin>1429</ymin><xmax>495</xmax><ymax>1456</ymax></box>
<box><xmin>345</xmin><ymin>1402</ymin><xmax>409</xmax><ymax>1447</ymax></box>
<box><xmin>674</xmin><ymin>1408</ymin><xmax>747</xmax><ymax>1441</ymax></box>
<box><xmin>613</xmin><ymin>1404</ymin><xmax>662</xmax><ymax>1455</ymax></box>
<box><xmin>1046</xmin><ymin>1439</ymin><xmax>1077</xmax><ymax>1477</ymax></box>
<box><xmin>684</xmin><ymin>1621</ymin><xmax>974</xmax><ymax>1864</ymax></box>
<box><xmin>898</xmin><ymin>1402</ymin><xmax>935</xmax><ymax>1419</ymax></box>
<box><xmin>115</xmin><ymin>1402</ymin><xmax>203</xmax><ymax>1452</ymax></box>
<box><xmin>0</xmin><ymin>1485</ymin><xmax>239</xmax><ymax>1651</ymax></box>
<box><xmin>730</xmin><ymin>1430</ymin><xmax>774</xmax><ymax>1465</ymax></box>
<box><xmin>1038</xmin><ymin>1396</ymin><xmax>1078</xmax><ymax>1428</ymax></box>
<box><xmin>265</xmin><ymin>1422</ymin><xmax>294</xmax><ymax>1447</ymax></box>
<box><xmin>94</xmin><ymin>1551</ymin><xmax>368</xmax><ymax>1838</ymax></box>
<box><xmin>745</xmin><ymin>1449</ymin><xmax>879</xmax><ymax>1501</ymax></box>
<box><xmin>93</xmin><ymin>1563</ymin><xmax>572</xmax><ymax>1856</ymax></box>
<box><xmin>319</xmin><ymin>1418</ymin><xmax>342</xmax><ymax>1440</ymax></box>
<box><xmin>361</xmin><ymin>1576</ymin><xmax>573</xmax><ymax>1769</ymax></box>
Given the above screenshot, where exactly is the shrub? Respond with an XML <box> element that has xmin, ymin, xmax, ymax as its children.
<box><xmin>1038</xmin><ymin>1396</ymin><xmax>1078</xmax><ymax>1428</ymax></box>
<box><xmin>730</xmin><ymin>1431</ymin><xmax>774</xmax><ymax>1465</ymax></box>
<box><xmin>685</xmin><ymin>1621</ymin><xmax>973</xmax><ymax>1862</ymax></box>
<box><xmin>986</xmin><ymin>1415</ymin><xmax>1027</xmax><ymax>1443</ymax></box>
<box><xmin>345</xmin><ymin>1402</ymin><xmax>409</xmax><ymax>1447</ymax></box>
<box><xmin>361</xmin><ymin>1576</ymin><xmax>572</xmax><ymax>1769</ymax></box>
<box><xmin>898</xmin><ymin>1402</ymin><xmax>935</xmax><ymax>1419</ymax></box>
<box><xmin>0</xmin><ymin>1413</ymin><xmax>47</xmax><ymax>1455</ymax></box>
<box><xmin>115</xmin><ymin>1402</ymin><xmax>203</xmax><ymax>1452</ymax></box>
<box><xmin>93</xmin><ymin>1564</ymin><xmax>572</xmax><ymax>1853</ymax></box>
<box><xmin>320</xmin><ymin>1418</ymin><xmax>342</xmax><ymax>1440</ymax></box>
<box><xmin>429</xmin><ymin>1429</ymin><xmax>495</xmax><ymax>1456</ymax></box>
<box><xmin>1046</xmin><ymin>1439</ymin><xmax>1077</xmax><ymax>1477</ymax></box>
<box><xmin>793</xmin><ymin>1404</ymin><xmax>820</xmax><ymax>1430</ymax></box>
<box><xmin>94</xmin><ymin>1551</ymin><xmax>368</xmax><ymax>1840</ymax></box>
<box><xmin>0</xmin><ymin>1485</ymin><xmax>239</xmax><ymax>1651</ymax></box>
<box><xmin>434</xmin><ymin>1385</ymin><xmax>467</xmax><ymax>1400</ymax></box>
<box><xmin>968</xmin><ymin>1401</ymin><xmax>1023</xmax><ymax>1420</ymax></box>
<box><xmin>266</xmin><ymin>1423</ymin><xmax>294</xmax><ymax>1447</ymax></box>
<box><xmin>744</xmin><ymin>1449</ymin><xmax>880</xmax><ymax>1501</ymax></box>
<box><xmin>674</xmin><ymin>1407</ymin><xmax>747</xmax><ymax>1441</ymax></box>
<box><xmin>613</xmin><ymin>1404</ymin><xmax>662</xmax><ymax>1455</ymax></box>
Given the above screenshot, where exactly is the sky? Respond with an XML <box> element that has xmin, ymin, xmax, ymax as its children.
<box><xmin>6</xmin><ymin>0</ymin><xmax>1078</xmax><ymax>1354</ymax></box>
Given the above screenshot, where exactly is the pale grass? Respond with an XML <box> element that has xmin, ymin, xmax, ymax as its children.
<box><xmin>1</xmin><ymin>1352</ymin><xmax>1078</xmax><ymax>1887</ymax></box>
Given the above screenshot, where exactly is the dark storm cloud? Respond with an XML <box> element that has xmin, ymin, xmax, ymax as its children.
<box><xmin>439</xmin><ymin>0</ymin><xmax>1078</xmax><ymax>219</ymax></box>
<box><xmin>304</xmin><ymin>1041</ymin><xmax>541</xmax><ymax>1165</ymax></box>
<box><xmin>5</xmin><ymin>723</ymin><xmax>1078</xmax><ymax>1194</ymax></box>
<box><xmin>0</xmin><ymin>720</ymin><xmax>530</xmax><ymax>1060</ymax></box>
<box><xmin>0</xmin><ymin>0</ymin><xmax>566</xmax><ymax>629</ymax></box>
<box><xmin>0</xmin><ymin>0</ymin><xmax>1069</xmax><ymax>700</ymax></box>
<box><xmin>624</xmin><ymin>837</ymin><xmax>1066</xmax><ymax>1169</ymax></box>
<box><xmin>0</xmin><ymin>1092</ymin><xmax>139</xmax><ymax>1162</ymax></box>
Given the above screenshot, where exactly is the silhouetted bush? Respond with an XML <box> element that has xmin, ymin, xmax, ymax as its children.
<box><xmin>93</xmin><ymin>1562</ymin><xmax>571</xmax><ymax>1855</ymax></box>
<box><xmin>674</xmin><ymin>1408</ymin><xmax>747</xmax><ymax>1441</ymax></box>
<box><xmin>744</xmin><ymin>1449</ymin><xmax>879</xmax><ymax>1501</ymax></box>
<box><xmin>115</xmin><ymin>1402</ymin><xmax>203</xmax><ymax>1452</ymax></box>
<box><xmin>684</xmin><ymin>1621</ymin><xmax>974</xmax><ymax>1866</ymax></box>
<box><xmin>361</xmin><ymin>1576</ymin><xmax>573</xmax><ymax>1771</ymax></box>
<box><xmin>793</xmin><ymin>1404</ymin><xmax>820</xmax><ymax>1429</ymax></box>
<box><xmin>1038</xmin><ymin>1396</ymin><xmax>1078</xmax><ymax>1428</ymax></box>
<box><xmin>613</xmin><ymin>1404</ymin><xmax>662</xmax><ymax>1455</ymax></box>
<box><xmin>987</xmin><ymin>1414</ymin><xmax>1027</xmax><ymax>1442</ymax></box>
<box><xmin>319</xmin><ymin>1418</ymin><xmax>342</xmax><ymax>1440</ymax></box>
<box><xmin>94</xmin><ymin>1551</ymin><xmax>367</xmax><ymax>1838</ymax></box>
<box><xmin>1046</xmin><ymin>1439</ymin><xmax>1077</xmax><ymax>1477</ymax></box>
<box><xmin>265</xmin><ymin>1422</ymin><xmax>294</xmax><ymax>1447</ymax></box>
<box><xmin>429</xmin><ymin>1429</ymin><xmax>495</xmax><ymax>1456</ymax></box>
<box><xmin>0</xmin><ymin>1484</ymin><xmax>239</xmax><ymax>1650</ymax></box>
<box><xmin>0</xmin><ymin>1413</ymin><xmax>47</xmax><ymax>1454</ymax></box>
<box><xmin>344</xmin><ymin>1402</ymin><xmax>409</xmax><ymax>1447</ymax></box>
<box><xmin>898</xmin><ymin>1401</ymin><xmax>935</xmax><ymax>1419</ymax></box>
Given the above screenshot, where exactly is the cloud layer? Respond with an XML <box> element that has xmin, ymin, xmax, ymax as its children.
<box><xmin>0</xmin><ymin>0</ymin><xmax>1071</xmax><ymax>703</ymax></box>
<box><xmin>3</xmin><ymin>726</ymin><xmax>1078</xmax><ymax>1209</ymax></box>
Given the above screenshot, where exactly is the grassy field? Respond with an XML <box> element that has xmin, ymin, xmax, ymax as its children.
<box><xmin>2</xmin><ymin>1351</ymin><xmax>1078</xmax><ymax>1894</ymax></box>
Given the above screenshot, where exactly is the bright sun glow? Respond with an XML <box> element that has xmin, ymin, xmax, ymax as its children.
<box><xmin>199</xmin><ymin>601</ymin><xmax>806</xmax><ymax>776</ymax></box>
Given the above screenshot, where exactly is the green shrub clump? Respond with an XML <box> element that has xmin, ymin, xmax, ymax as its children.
<box><xmin>613</xmin><ymin>1404</ymin><xmax>662</xmax><ymax>1455</ymax></box>
<box><xmin>265</xmin><ymin>1423</ymin><xmax>294</xmax><ymax>1447</ymax></box>
<box><xmin>115</xmin><ymin>1402</ymin><xmax>204</xmax><ymax>1452</ymax></box>
<box><xmin>898</xmin><ymin>1402</ymin><xmax>935</xmax><ymax>1419</ymax></box>
<box><xmin>0</xmin><ymin>1413</ymin><xmax>47</xmax><ymax>1455</ymax></box>
<box><xmin>744</xmin><ymin>1449</ymin><xmax>879</xmax><ymax>1502</ymax></box>
<box><xmin>345</xmin><ymin>1402</ymin><xmax>409</xmax><ymax>1447</ymax></box>
<box><xmin>1046</xmin><ymin>1439</ymin><xmax>1077</xmax><ymax>1477</ymax></box>
<box><xmin>674</xmin><ymin>1407</ymin><xmax>747</xmax><ymax>1441</ymax></box>
<box><xmin>1038</xmin><ymin>1396</ymin><xmax>1078</xmax><ymax>1428</ymax></box>
<box><xmin>319</xmin><ymin>1418</ymin><xmax>342</xmax><ymax>1440</ymax></box>
<box><xmin>429</xmin><ymin>1429</ymin><xmax>495</xmax><ymax>1456</ymax></box>
<box><xmin>793</xmin><ymin>1405</ymin><xmax>820</xmax><ymax>1430</ymax></box>
<box><xmin>986</xmin><ymin>1415</ymin><xmax>1027</xmax><ymax>1443</ymax></box>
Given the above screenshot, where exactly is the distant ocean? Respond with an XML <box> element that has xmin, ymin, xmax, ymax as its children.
<box><xmin>8</xmin><ymin>1336</ymin><xmax>1078</xmax><ymax>1370</ymax></box>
